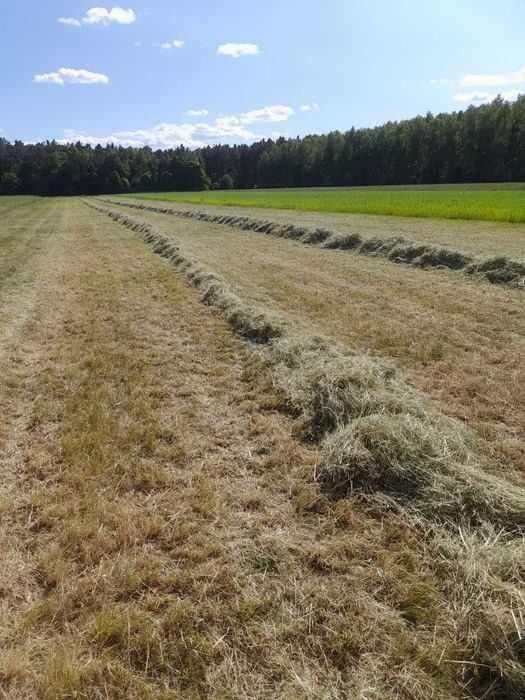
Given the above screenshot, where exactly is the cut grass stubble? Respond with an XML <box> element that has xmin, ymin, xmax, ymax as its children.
<box><xmin>92</xmin><ymin>202</ymin><xmax>525</xmax><ymax>528</ymax></box>
<box><xmin>106</xmin><ymin>198</ymin><xmax>525</xmax><ymax>289</ymax></box>
<box><xmin>1</xmin><ymin>199</ymin><xmax>481</xmax><ymax>699</ymax></box>
<box><xmin>91</xmin><ymin>200</ymin><xmax>525</xmax><ymax>697</ymax></box>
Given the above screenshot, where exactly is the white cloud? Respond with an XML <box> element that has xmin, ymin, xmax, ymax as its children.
<box><xmin>300</xmin><ymin>102</ymin><xmax>320</xmax><ymax>112</ymax></box>
<box><xmin>494</xmin><ymin>89</ymin><xmax>520</xmax><ymax>101</ymax></box>
<box><xmin>429</xmin><ymin>77</ymin><xmax>449</xmax><ymax>86</ymax></box>
<box><xmin>59</xmin><ymin>7</ymin><xmax>136</xmax><ymax>27</ymax></box>
<box><xmin>160</xmin><ymin>39</ymin><xmax>185</xmax><ymax>49</ymax></box>
<box><xmin>134</xmin><ymin>40</ymin><xmax>142</xmax><ymax>48</ymax></box>
<box><xmin>57</xmin><ymin>104</ymin><xmax>295</xmax><ymax>149</ymax></box>
<box><xmin>460</xmin><ymin>65</ymin><xmax>525</xmax><ymax>88</ymax></box>
<box><xmin>34</xmin><ymin>68</ymin><xmax>110</xmax><ymax>86</ymax></box>
<box><xmin>453</xmin><ymin>90</ymin><xmax>520</xmax><ymax>105</ymax></box>
<box><xmin>217</xmin><ymin>43</ymin><xmax>260</xmax><ymax>58</ymax></box>
<box><xmin>58</xmin><ymin>17</ymin><xmax>82</xmax><ymax>27</ymax></box>
<box><xmin>186</xmin><ymin>109</ymin><xmax>209</xmax><ymax>117</ymax></box>
<box><xmin>84</xmin><ymin>7</ymin><xmax>136</xmax><ymax>24</ymax></box>
<box><xmin>59</xmin><ymin>122</ymin><xmax>258</xmax><ymax>149</ymax></box>
<box><xmin>453</xmin><ymin>92</ymin><xmax>492</xmax><ymax>105</ymax></box>
<box><xmin>240</xmin><ymin>105</ymin><xmax>294</xmax><ymax>124</ymax></box>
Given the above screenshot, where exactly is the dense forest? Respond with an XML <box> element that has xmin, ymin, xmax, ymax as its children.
<box><xmin>2</xmin><ymin>96</ymin><xmax>525</xmax><ymax>195</ymax></box>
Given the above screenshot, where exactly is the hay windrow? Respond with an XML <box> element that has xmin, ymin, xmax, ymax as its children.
<box><xmin>322</xmin><ymin>232</ymin><xmax>363</xmax><ymax>249</ymax></box>
<box><xmin>86</xmin><ymin>201</ymin><xmax>525</xmax><ymax>533</ymax></box>
<box><xmin>100</xmin><ymin>198</ymin><xmax>525</xmax><ymax>289</ymax></box>
<box><xmin>85</xmin><ymin>202</ymin><xmax>285</xmax><ymax>344</ymax></box>
<box><xmin>86</xmin><ymin>200</ymin><xmax>525</xmax><ymax>695</ymax></box>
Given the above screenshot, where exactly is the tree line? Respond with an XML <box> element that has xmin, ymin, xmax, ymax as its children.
<box><xmin>2</xmin><ymin>96</ymin><xmax>525</xmax><ymax>196</ymax></box>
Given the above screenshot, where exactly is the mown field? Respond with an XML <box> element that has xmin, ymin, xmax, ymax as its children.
<box><xmin>1</xmin><ymin>194</ymin><xmax>524</xmax><ymax>699</ymax></box>
<box><xmin>131</xmin><ymin>183</ymin><xmax>525</xmax><ymax>223</ymax></box>
<box><xmin>124</xmin><ymin>195</ymin><xmax>525</xmax><ymax>259</ymax></box>
<box><xmin>109</xmin><ymin>196</ymin><xmax>525</xmax><ymax>475</ymax></box>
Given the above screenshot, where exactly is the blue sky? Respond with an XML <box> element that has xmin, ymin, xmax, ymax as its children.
<box><xmin>1</xmin><ymin>0</ymin><xmax>525</xmax><ymax>148</ymax></box>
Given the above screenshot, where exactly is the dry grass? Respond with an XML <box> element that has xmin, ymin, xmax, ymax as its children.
<box><xmin>96</xmin><ymin>202</ymin><xmax>525</xmax><ymax>526</ymax></box>
<box><xmin>319</xmin><ymin>415</ymin><xmax>525</xmax><ymax>527</ymax></box>
<box><xmin>101</xmin><ymin>201</ymin><xmax>525</xmax><ymax>481</ymax></box>
<box><xmin>104</xmin><ymin>199</ymin><xmax>525</xmax><ymax>288</ymax></box>
<box><xmin>1</xmin><ymin>198</ymin><xmax>524</xmax><ymax>699</ymax></box>
<box><xmin>116</xmin><ymin>195</ymin><xmax>525</xmax><ymax>259</ymax></box>
<box><xmin>92</xmin><ymin>201</ymin><xmax>525</xmax><ymax>697</ymax></box>
<box><xmin>0</xmin><ymin>199</ymin><xmax>469</xmax><ymax>699</ymax></box>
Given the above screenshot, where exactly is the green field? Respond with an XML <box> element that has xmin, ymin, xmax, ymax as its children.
<box><xmin>130</xmin><ymin>184</ymin><xmax>525</xmax><ymax>223</ymax></box>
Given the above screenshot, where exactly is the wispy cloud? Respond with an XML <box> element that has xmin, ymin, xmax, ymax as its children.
<box><xmin>186</xmin><ymin>109</ymin><xmax>209</xmax><ymax>117</ymax></box>
<box><xmin>159</xmin><ymin>39</ymin><xmax>185</xmax><ymax>50</ymax></box>
<box><xmin>460</xmin><ymin>65</ymin><xmax>525</xmax><ymax>88</ymax></box>
<box><xmin>58</xmin><ymin>104</ymin><xmax>295</xmax><ymax>149</ymax></box>
<box><xmin>300</xmin><ymin>102</ymin><xmax>320</xmax><ymax>112</ymax></box>
<box><xmin>217</xmin><ymin>43</ymin><xmax>260</xmax><ymax>58</ymax></box>
<box><xmin>34</xmin><ymin>68</ymin><xmax>110</xmax><ymax>86</ymax></box>
<box><xmin>426</xmin><ymin>66</ymin><xmax>525</xmax><ymax>105</ymax></box>
<box><xmin>453</xmin><ymin>90</ymin><xmax>520</xmax><ymax>105</ymax></box>
<box><xmin>58</xmin><ymin>17</ymin><xmax>82</xmax><ymax>27</ymax></box>
<box><xmin>59</xmin><ymin>123</ymin><xmax>257</xmax><ymax>149</ymax></box>
<box><xmin>239</xmin><ymin>105</ymin><xmax>294</xmax><ymax>124</ymax></box>
<box><xmin>59</xmin><ymin>7</ymin><xmax>136</xmax><ymax>28</ymax></box>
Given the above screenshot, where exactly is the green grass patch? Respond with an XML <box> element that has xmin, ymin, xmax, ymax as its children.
<box><xmin>128</xmin><ymin>184</ymin><xmax>525</xmax><ymax>223</ymax></box>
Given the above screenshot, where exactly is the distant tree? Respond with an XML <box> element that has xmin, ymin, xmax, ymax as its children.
<box><xmin>0</xmin><ymin>171</ymin><xmax>19</xmax><ymax>194</ymax></box>
<box><xmin>172</xmin><ymin>159</ymin><xmax>210</xmax><ymax>191</ymax></box>
<box><xmin>218</xmin><ymin>173</ymin><xmax>234</xmax><ymax>189</ymax></box>
<box><xmin>138</xmin><ymin>172</ymin><xmax>153</xmax><ymax>191</ymax></box>
<box><xmin>107</xmin><ymin>170</ymin><xmax>126</xmax><ymax>193</ymax></box>
<box><xmin>1</xmin><ymin>96</ymin><xmax>524</xmax><ymax>196</ymax></box>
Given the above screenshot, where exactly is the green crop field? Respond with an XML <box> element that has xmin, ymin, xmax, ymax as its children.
<box><xmin>130</xmin><ymin>183</ymin><xmax>525</xmax><ymax>223</ymax></box>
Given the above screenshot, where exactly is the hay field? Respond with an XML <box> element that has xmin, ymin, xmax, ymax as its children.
<box><xmin>1</xmin><ymin>196</ymin><xmax>525</xmax><ymax>699</ymax></box>
<box><xmin>130</xmin><ymin>183</ymin><xmax>525</xmax><ymax>223</ymax></box>
<box><xmin>106</xmin><ymin>197</ymin><xmax>525</xmax><ymax>476</ymax></box>
<box><xmin>125</xmin><ymin>195</ymin><xmax>525</xmax><ymax>259</ymax></box>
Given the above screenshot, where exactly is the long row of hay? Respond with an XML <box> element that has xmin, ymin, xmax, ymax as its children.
<box><xmin>103</xmin><ymin>198</ymin><xmax>525</xmax><ymax>289</ymax></box>
<box><xmin>89</xmin><ymin>201</ymin><xmax>525</xmax><ymax>529</ymax></box>
<box><xmin>103</xmin><ymin>212</ymin><xmax>285</xmax><ymax>343</ymax></box>
<box><xmin>87</xmin><ymin>200</ymin><xmax>525</xmax><ymax>697</ymax></box>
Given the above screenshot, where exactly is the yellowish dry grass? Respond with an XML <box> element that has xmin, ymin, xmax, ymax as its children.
<box><xmin>98</xmin><ymin>199</ymin><xmax>525</xmax><ymax>697</ymax></box>
<box><xmin>121</xmin><ymin>196</ymin><xmax>525</xmax><ymax>259</ymax></box>
<box><xmin>107</xmin><ymin>204</ymin><xmax>525</xmax><ymax>480</ymax></box>
<box><xmin>0</xmin><ymin>199</ymin><xmax>473</xmax><ymax>699</ymax></box>
<box><xmin>1</xmin><ymin>199</ymin><xmax>524</xmax><ymax>699</ymax></box>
